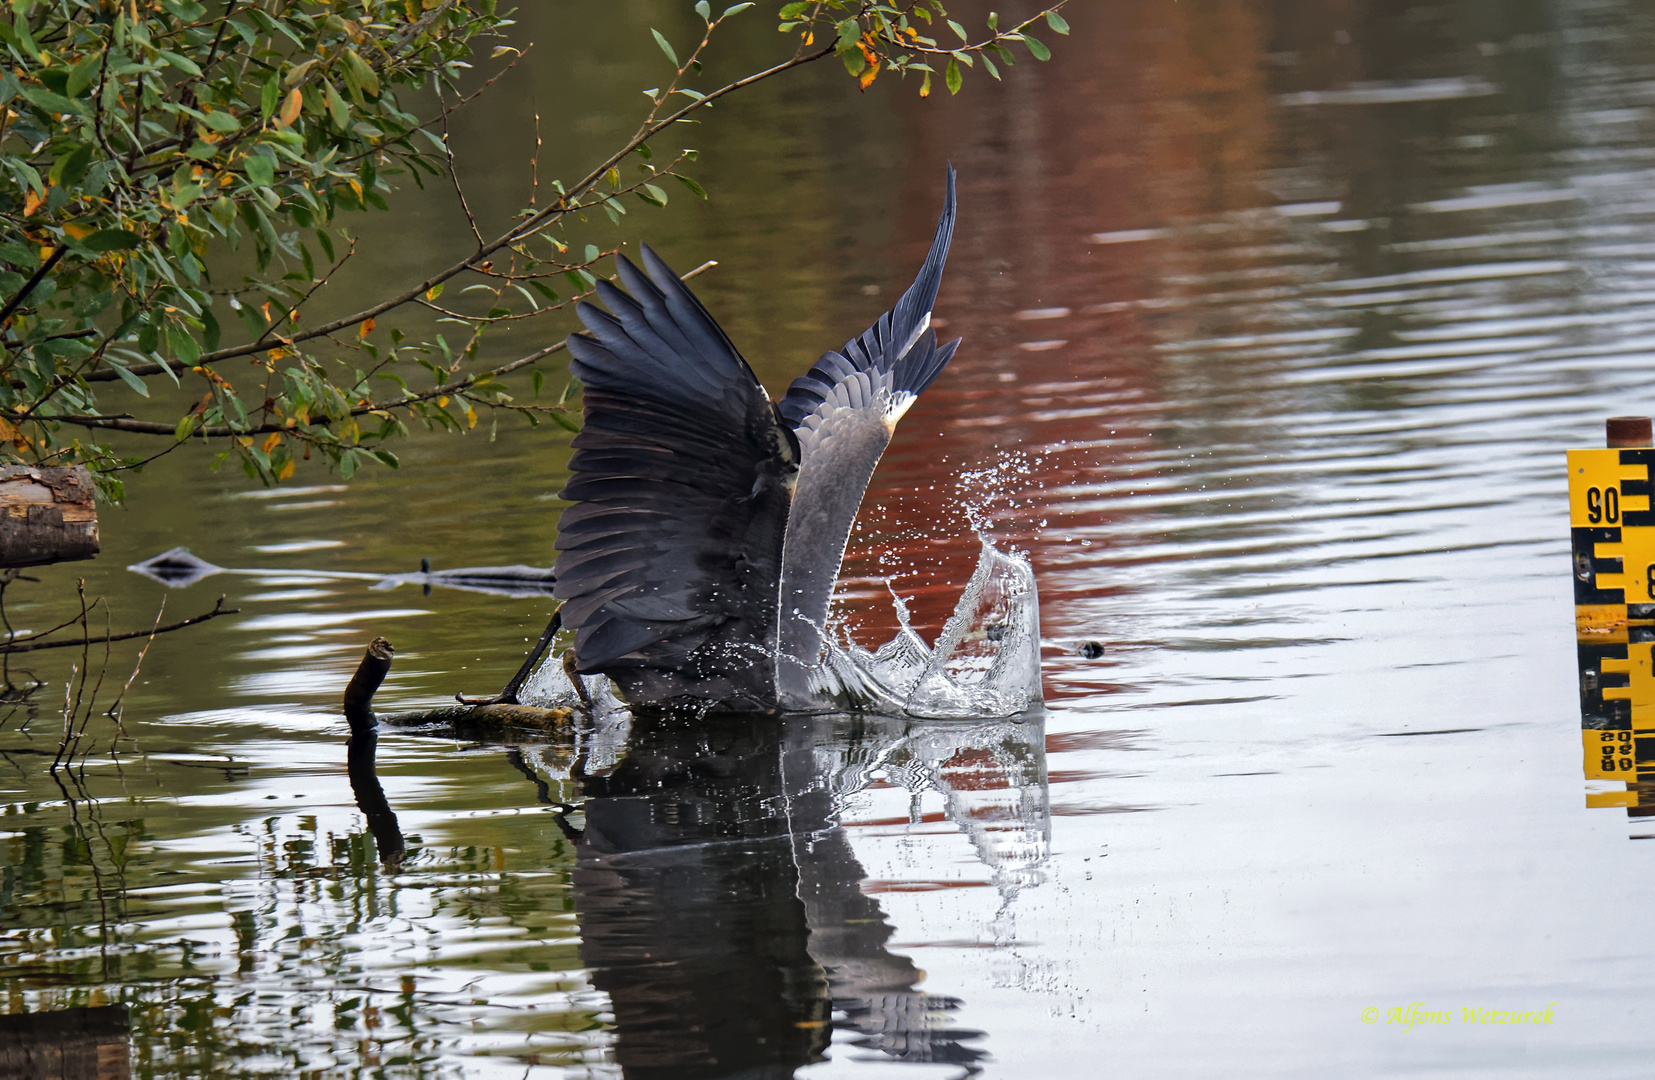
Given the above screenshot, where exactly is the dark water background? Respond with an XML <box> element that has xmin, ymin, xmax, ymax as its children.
<box><xmin>4</xmin><ymin>0</ymin><xmax>1655</xmax><ymax>1075</ymax></box>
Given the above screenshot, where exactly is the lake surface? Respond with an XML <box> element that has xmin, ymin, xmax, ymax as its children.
<box><xmin>5</xmin><ymin>0</ymin><xmax>1655</xmax><ymax>1075</ymax></box>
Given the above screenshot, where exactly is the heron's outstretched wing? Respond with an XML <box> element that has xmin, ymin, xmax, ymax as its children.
<box><xmin>775</xmin><ymin>168</ymin><xmax>964</xmax><ymax>705</ymax></box>
<box><xmin>554</xmin><ymin>246</ymin><xmax>798</xmax><ymax>709</ymax></box>
<box><xmin>776</xmin><ymin>165</ymin><xmax>962</xmax><ymax>433</ymax></box>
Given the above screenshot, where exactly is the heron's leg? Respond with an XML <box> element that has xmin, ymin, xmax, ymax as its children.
<box><xmin>563</xmin><ymin>647</ymin><xmax>593</xmax><ymax>710</ymax></box>
<box><xmin>456</xmin><ymin>605</ymin><xmax>563</xmax><ymax>706</ymax></box>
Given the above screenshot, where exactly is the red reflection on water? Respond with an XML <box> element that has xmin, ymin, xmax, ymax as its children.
<box><xmin>814</xmin><ymin>0</ymin><xmax>1329</xmax><ymax>715</ymax></box>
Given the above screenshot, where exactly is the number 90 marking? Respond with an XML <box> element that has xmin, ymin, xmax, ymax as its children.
<box><xmin>1588</xmin><ymin>485</ymin><xmax>1621</xmax><ymax>524</ymax></box>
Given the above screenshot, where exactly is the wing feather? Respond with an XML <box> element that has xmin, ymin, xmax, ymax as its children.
<box><xmin>777</xmin><ymin>166</ymin><xmax>963</xmax><ymax>431</ymax></box>
<box><xmin>553</xmin><ymin>247</ymin><xmax>797</xmax><ymax>709</ymax></box>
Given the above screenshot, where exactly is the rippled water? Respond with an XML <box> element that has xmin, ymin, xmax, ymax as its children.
<box><xmin>6</xmin><ymin>0</ymin><xmax>1655</xmax><ymax>1075</ymax></box>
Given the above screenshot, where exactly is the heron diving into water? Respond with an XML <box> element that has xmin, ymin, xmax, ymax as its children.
<box><xmin>551</xmin><ymin>166</ymin><xmax>961</xmax><ymax>712</ymax></box>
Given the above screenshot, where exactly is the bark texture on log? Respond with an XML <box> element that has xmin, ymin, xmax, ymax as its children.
<box><xmin>0</xmin><ymin>465</ymin><xmax>98</xmax><ymax>568</ymax></box>
<box><xmin>0</xmin><ymin>1004</ymin><xmax>130</xmax><ymax>1079</ymax></box>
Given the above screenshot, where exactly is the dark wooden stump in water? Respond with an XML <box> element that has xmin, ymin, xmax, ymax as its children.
<box><xmin>0</xmin><ymin>465</ymin><xmax>98</xmax><ymax>568</ymax></box>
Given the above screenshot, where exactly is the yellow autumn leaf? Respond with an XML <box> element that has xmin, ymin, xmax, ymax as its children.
<box><xmin>63</xmin><ymin>222</ymin><xmax>94</xmax><ymax>240</ymax></box>
<box><xmin>278</xmin><ymin>87</ymin><xmax>302</xmax><ymax>128</ymax></box>
<box><xmin>357</xmin><ymin>317</ymin><xmax>376</xmax><ymax>340</ymax></box>
<box><xmin>277</xmin><ymin>459</ymin><xmax>296</xmax><ymax>480</ymax></box>
<box><xmin>437</xmin><ymin>395</ymin><xmax>449</xmax><ymax>408</ymax></box>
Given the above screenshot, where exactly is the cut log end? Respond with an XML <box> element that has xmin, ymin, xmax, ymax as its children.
<box><xmin>0</xmin><ymin>465</ymin><xmax>99</xmax><ymax>568</ymax></box>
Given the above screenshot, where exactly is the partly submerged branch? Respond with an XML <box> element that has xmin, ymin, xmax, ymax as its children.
<box><xmin>343</xmin><ymin>635</ymin><xmax>573</xmax><ymax>734</ymax></box>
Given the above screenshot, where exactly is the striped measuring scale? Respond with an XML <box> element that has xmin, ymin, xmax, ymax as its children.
<box><xmin>1571</xmin><ymin>417</ymin><xmax>1655</xmax><ymax>812</ymax></box>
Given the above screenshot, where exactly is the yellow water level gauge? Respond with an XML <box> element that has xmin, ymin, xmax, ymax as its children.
<box><xmin>1570</xmin><ymin>418</ymin><xmax>1655</xmax><ymax>816</ymax></box>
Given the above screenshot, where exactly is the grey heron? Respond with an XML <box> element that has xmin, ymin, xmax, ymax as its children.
<box><xmin>553</xmin><ymin>166</ymin><xmax>961</xmax><ymax>712</ymax></box>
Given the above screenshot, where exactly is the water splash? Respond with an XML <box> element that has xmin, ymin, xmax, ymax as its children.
<box><xmin>814</xmin><ymin>535</ymin><xmax>1043</xmax><ymax>718</ymax></box>
<box><xmin>518</xmin><ymin>540</ymin><xmax>1043</xmax><ymax>720</ymax></box>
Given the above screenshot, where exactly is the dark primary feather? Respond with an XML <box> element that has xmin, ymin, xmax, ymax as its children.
<box><xmin>554</xmin><ymin>246</ymin><xmax>797</xmax><ymax>709</ymax></box>
<box><xmin>777</xmin><ymin>165</ymin><xmax>963</xmax><ymax>431</ymax></box>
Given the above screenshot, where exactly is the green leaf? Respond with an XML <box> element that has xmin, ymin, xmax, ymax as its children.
<box><xmin>638</xmin><ymin>183</ymin><xmax>668</xmax><ymax>207</ymax></box>
<box><xmin>835</xmin><ymin>18</ymin><xmax>860</xmax><ymax>53</ymax></box>
<box><xmin>947</xmin><ymin>18</ymin><xmax>967</xmax><ymax>41</ymax></box>
<box><xmin>323</xmin><ymin>80</ymin><xmax>350</xmax><ymax>129</ymax></box>
<box><xmin>694</xmin><ymin>0</ymin><xmax>710</xmax><ymax>19</ymax></box>
<box><xmin>110</xmin><ymin>364</ymin><xmax>150</xmax><ymax>397</ymax></box>
<box><xmin>779</xmin><ymin>2</ymin><xmax>810</xmax><ymax>17</ymax></box>
<box><xmin>49</xmin><ymin>143</ymin><xmax>93</xmax><ymax>187</ymax></box>
<box><xmin>1045</xmin><ymin>10</ymin><xmax>1070</xmax><ymax>34</ymax></box>
<box><xmin>66</xmin><ymin>53</ymin><xmax>102</xmax><ymax>98</ymax></box>
<box><xmin>20</xmin><ymin>86</ymin><xmax>81</xmax><ymax>117</ymax></box>
<box><xmin>675</xmin><ymin>174</ymin><xmax>708</xmax><ymax>199</ymax></box>
<box><xmin>342</xmin><ymin>48</ymin><xmax>379</xmax><ymax>97</ymax></box>
<box><xmin>261</xmin><ymin>73</ymin><xmax>280</xmax><ymax>119</ymax></box>
<box><xmin>1</xmin><ymin>16</ymin><xmax>38</xmax><ymax>60</ymax></box>
<box><xmin>1022</xmin><ymin>33</ymin><xmax>1051</xmax><ymax>60</ymax></box>
<box><xmin>723</xmin><ymin>2</ymin><xmax>755</xmax><ymax>15</ymax></box>
<box><xmin>201</xmin><ymin>109</ymin><xmax>240</xmax><ymax>133</ymax></box>
<box><xmin>175</xmin><ymin>414</ymin><xmax>197</xmax><ymax>441</ymax></box>
<box><xmin>81</xmin><ymin>229</ymin><xmax>142</xmax><ymax>252</ymax></box>
<box><xmin>157</xmin><ymin>49</ymin><xmax>202</xmax><ymax>77</ymax></box>
<box><xmin>530</xmin><ymin>369</ymin><xmax>544</xmax><ymax>397</ymax></box>
<box><xmin>981</xmin><ymin>53</ymin><xmax>1000</xmax><ymax>80</ymax></box>
<box><xmin>651</xmin><ymin>28</ymin><xmax>678</xmax><ymax>67</ymax></box>
<box><xmin>243</xmin><ymin>152</ymin><xmax>275</xmax><ymax>187</ymax></box>
<box><xmin>945</xmin><ymin>56</ymin><xmax>962</xmax><ymax>94</ymax></box>
<box><xmin>165</xmin><ymin>322</ymin><xmax>201</xmax><ymax>365</ymax></box>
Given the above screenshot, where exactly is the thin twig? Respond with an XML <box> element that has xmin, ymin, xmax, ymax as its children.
<box><xmin>0</xmin><ymin>245</ymin><xmax>68</xmax><ymax>327</ymax></box>
<box><xmin>0</xmin><ymin>597</ymin><xmax>236</xmax><ymax>653</ymax></box>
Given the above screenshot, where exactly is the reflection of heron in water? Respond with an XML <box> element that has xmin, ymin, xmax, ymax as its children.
<box><xmin>542</xmin><ymin>708</ymin><xmax>1046</xmax><ymax>1078</ymax></box>
<box><xmin>553</xmin><ymin>168</ymin><xmax>961</xmax><ymax>712</ymax></box>
<box><xmin>342</xmin><ymin>658</ymin><xmax>1048</xmax><ymax>1076</ymax></box>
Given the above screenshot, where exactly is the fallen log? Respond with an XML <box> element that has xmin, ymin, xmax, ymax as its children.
<box><xmin>0</xmin><ymin>465</ymin><xmax>98</xmax><ymax>568</ymax></box>
<box><xmin>345</xmin><ymin>636</ymin><xmax>574</xmax><ymax>735</ymax></box>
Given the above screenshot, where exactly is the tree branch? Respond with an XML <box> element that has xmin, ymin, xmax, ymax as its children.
<box><xmin>0</xmin><ymin>597</ymin><xmax>237</xmax><ymax>653</ymax></box>
<box><xmin>86</xmin><ymin>43</ymin><xmax>835</xmax><ymax>385</ymax></box>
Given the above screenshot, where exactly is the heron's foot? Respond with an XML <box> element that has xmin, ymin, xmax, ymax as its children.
<box><xmin>563</xmin><ymin>648</ymin><xmax>593</xmax><ymax>710</ymax></box>
<box><xmin>454</xmin><ymin>606</ymin><xmax>565</xmax><ymax>707</ymax></box>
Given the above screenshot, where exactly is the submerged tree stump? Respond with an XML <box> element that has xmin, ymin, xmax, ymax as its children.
<box><xmin>0</xmin><ymin>465</ymin><xmax>98</xmax><ymax>568</ymax></box>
